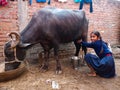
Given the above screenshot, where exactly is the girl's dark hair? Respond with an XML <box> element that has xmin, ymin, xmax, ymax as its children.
<box><xmin>90</xmin><ymin>31</ymin><xmax>103</xmax><ymax>55</ymax></box>
<box><xmin>90</xmin><ymin>31</ymin><xmax>102</xmax><ymax>40</ymax></box>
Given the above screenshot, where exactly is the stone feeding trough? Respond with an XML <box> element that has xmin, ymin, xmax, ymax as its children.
<box><xmin>0</xmin><ymin>60</ymin><xmax>26</xmax><ymax>82</ymax></box>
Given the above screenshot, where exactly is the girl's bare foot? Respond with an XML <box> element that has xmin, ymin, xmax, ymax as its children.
<box><xmin>87</xmin><ymin>72</ymin><xmax>96</xmax><ymax>77</ymax></box>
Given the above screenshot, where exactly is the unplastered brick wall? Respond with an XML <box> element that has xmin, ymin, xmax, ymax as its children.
<box><xmin>0</xmin><ymin>1</ymin><xmax>18</xmax><ymax>60</ymax></box>
<box><xmin>0</xmin><ymin>0</ymin><xmax>120</xmax><ymax>60</ymax></box>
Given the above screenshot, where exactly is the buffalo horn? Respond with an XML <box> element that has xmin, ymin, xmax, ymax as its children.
<box><xmin>7</xmin><ymin>32</ymin><xmax>20</xmax><ymax>48</ymax></box>
<box><xmin>19</xmin><ymin>43</ymin><xmax>31</xmax><ymax>48</ymax></box>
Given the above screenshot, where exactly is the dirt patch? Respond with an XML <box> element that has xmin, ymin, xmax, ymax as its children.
<box><xmin>0</xmin><ymin>47</ymin><xmax>120</xmax><ymax>90</ymax></box>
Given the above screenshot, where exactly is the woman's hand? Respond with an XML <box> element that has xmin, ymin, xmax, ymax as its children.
<box><xmin>77</xmin><ymin>39</ymin><xmax>82</xmax><ymax>43</ymax></box>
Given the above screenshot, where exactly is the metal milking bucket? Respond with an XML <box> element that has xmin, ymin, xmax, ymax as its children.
<box><xmin>71</xmin><ymin>56</ymin><xmax>80</xmax><ymax>70</ymax></box>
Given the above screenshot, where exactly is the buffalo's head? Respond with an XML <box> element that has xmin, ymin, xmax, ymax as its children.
<box><xmin>4</xmin><ymin>32</ymin><xmax>29</xmax><ymax>71</ymax></box>
<box><xmin>4</xmin><ymin>32</ymin><xmax>26</xmax><ymax>60</ymax></box>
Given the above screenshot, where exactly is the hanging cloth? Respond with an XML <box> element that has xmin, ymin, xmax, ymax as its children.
<box><xmin>48</xmin><ymin>0</ymin><xmax>51</xmax><ymax>5</ymax></box>
<box><xmin>74</xmin><ymin>0</ymin><xmax>81</xmax><ymax>3</ymax></box>
<box><xmin>29</xmin><ymin>0</ymin><xmax>32</xmax><ymax>5</ymax></box>
<box><xmin>29</xmin><ymin>0</ymin><xmax>50</xmax><ymax>5</ymax></box>
<box><xmin>36</xmin><ymin>0</ymin><xmax>46</xmax><ymax>3</ymax></box>
<box><xmin>0</xmin><ymin>0</ymin><xmax>8</xmax><ymax>6</ymax></box>
<box><xmin>79</xmin><ymin>0</ymin><xmax>93</xmax><ymax>13</ymax></box>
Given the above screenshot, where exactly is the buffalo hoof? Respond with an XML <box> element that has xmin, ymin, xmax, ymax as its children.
<box><xmin>55</xmin><ymin>70</ymin><xmax>62</xmax><ymax>74</ymax></box>
<box><xmin>55</xmin><ymin>67</ymin><xmax>62</xmax><ymax>74</ymax></box>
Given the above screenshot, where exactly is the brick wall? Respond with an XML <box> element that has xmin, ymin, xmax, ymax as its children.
<box><xmin>0</xmin><ymin>1</ymin><xmax>19</xmax><ymax>60</ymax></box>
<box><xmin>0</xmin><ymin>0</ymin><xmax>120</xmax><ymax>60</ymax></box>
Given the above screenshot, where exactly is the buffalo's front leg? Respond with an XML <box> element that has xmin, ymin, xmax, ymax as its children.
<box><xmin>54</xmin><ymin>46</ymin><xmax>62</xmax><ymax>74</ymax></box>
<box><xmin>41</xmin><ymin>50</ymin><xmax>50</xmax><ymax>72</ymax></box>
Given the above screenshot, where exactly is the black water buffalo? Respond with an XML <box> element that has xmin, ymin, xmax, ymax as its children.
<box><xmin>4</xmin><ymin>7</ymin><xmax>88</xmax><ymax>74</ymax></box>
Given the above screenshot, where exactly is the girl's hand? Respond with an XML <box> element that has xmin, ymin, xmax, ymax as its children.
<box><xmin>77</xmin><ymin>39</ymin><xmax>82</xmax><ymax>43</ymax></box>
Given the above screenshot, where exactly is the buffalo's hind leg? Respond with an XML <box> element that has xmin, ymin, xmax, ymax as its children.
<box><xmin>81</xmin><ymin>36</ymin><xmax>87</xmax><ymax>65</ymax></box>
<box><xmin>71</xmin><ymin>40</ymin><xmax>82</xmax><ymax>69</ymax></box>
<box><xmin>74</xmin><ymin>40</ymin><xmax>82</xmax><ymax>56</ymax></box>
<box><xmin>40</xmin><ymin>50</ymin><xmax>50</xmax><ymax>72</ymax></box>
<box><xmin>81</xmin><ymin>45</ymin><xmax>87</xmax><ymax>65</ymax></box>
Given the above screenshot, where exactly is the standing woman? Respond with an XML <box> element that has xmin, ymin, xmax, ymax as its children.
<box><xmin>78</xmin><ymin>31</ymin><xmax>116</xmax><ymax>78</ymax></box>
